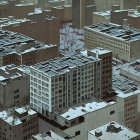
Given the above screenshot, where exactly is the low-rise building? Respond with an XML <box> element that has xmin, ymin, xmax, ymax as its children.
<box><xmin>32</xmin><ymin>129</ymin><xmax>76</xmax><ymax>140</ymax></box>
<box><xmin>120</xmin><ymin>59</ymin><xmax>140</xmax><ymax>85</ymax></box>
<box><xmin>88</xmin><ymin>121</ymin><xmax>140</xmax><ymax>140</ymax></box>
<box><xmin>0</xmin><ymin>64</ymin><xmax>29</xmax><ymax>108</ymax></box>
<box><xmin>0</xmin><ymin>106</ymin><xmax>39</xmax><ymax>140</ymax></box>
<box><xmin>37</xmin><ymin>99</ymin><xmax>118</xmax><ymax>140</ymax></box>
<box><xmin>0</xmin><ymin>30</ymin><xmax>58</xmax><ymax>66</ymax></box>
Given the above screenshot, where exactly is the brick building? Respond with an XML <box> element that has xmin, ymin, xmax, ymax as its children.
<box><xmin>0</xmin><ymin>30</ymin><xmax>58</xmax><ymax>66</ymax></box>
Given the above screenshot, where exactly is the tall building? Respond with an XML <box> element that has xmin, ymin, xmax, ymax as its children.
<box><xmin>0</xmin><ymin>106</ymin><xmax>39</xmax><ymax>140</ymax></box>
<box><xmin>88</xmin><ymin>121</ymin><xmax>140</xmax><ymax>140</ymax></box>
<box><xmin>87</xmin><ymin>48</ymin><xmax>113</xmax><ymax>100</ymax></box>
<box><xmin>72</xmin><ymin>0</ymin><xmax>96</xmax><ymax>28</ymax></box>
<box><xmin>0</xmin><ymin>30</ymin><xmax>58</xmax><ymax>66</ymax></box>
<box><xmin>84</xmin><ymin>22</ymin><xmax>140</xmax><ymax>62</ymax></box>
<box><xmin>30</xmin><ymin>53</ymin><xmax>102</xmax><ymax>117</ymax></box>
<box><xmin>0</xmin><ymin>1</ymin><xmax>35</xmax><ymax>19</ymax></box>
<box><xmin>0</xmin><ymin>64</ymin><xmax>30</xmax><ymax>108</ymax></box>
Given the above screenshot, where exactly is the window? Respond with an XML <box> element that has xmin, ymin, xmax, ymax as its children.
<box><xmin>14</xmin><ymin>89</ymin><xmax>19</xmax><ymax>94</ymax></box>
<box><xmin>75</xmin><ymin>131</ymin><xmax>80</xmax><ymax>136</ymax></box>
<box><xmin>110</xmin><ymin>110</ymin><xmax>115</xmax><ymax>115</ymax></box>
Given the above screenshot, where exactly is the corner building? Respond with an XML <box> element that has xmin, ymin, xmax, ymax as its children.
<box><xmin>30</xmin><ymin>53</ymin><xmax>102</xmax><ymax>118</ymax></box>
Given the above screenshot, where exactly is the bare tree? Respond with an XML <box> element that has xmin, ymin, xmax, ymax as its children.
<box><xmin>60</xmin><ymin>23</ymin><xmax>83</xmax><ymax>55</ymax></box>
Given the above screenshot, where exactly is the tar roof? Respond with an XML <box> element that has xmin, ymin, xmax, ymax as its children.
<box><xmin>31</xmin><ymin>53</ymin><xmax>100</xmax><ymax>77</ymax></box>
<box><xmin>85</xmin><ymin>22</ymin><xmax>140</xmax><ymax>42</ymax></box>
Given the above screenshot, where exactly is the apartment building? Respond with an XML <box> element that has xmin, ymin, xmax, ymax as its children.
<box><xmin>116</xmin><ymin>90</ymin><xmax>140</xmax><ymax>132</ymax></box>
<box><xmin>0</xmin><ymin>64</ymin><xmax>30</xmax><ymax>108</ymax></box>
<box><xmin>92</xmin><ymin>11</ymin><xmax>110</xmax><ymax>25</ymax></box>
<box><xmin>120</xmin><ymin>59</ymin><xmax>140</xmax><ymax>84</ymax></box>
<box><xmin>0</xmin><ymin>106</ymin><xmax>38</xmax><ymax>140</ymax></box>
<box><xmin>14</xmin><ymin>3</ymin><xmax>35</xmax><ymax>19</ymax></box>
<box><xmin>0</xmin><ymin>15</ymin><xmax>60</xmax><ymax>45</ymax></box>
<box><xmin>86</xmin><ymin>48</ymin><xmax>113</xmax><ymax>100</ymax></box>
<box><xmin>0</xmin><ymin>30</ymin><xmax>58</xmax><ymax>66</ymax></box>
<box><xmin>30</xmin><ymin>53</ymin><xmax>102</xmax><ymax>117</ymax></box>
<box><xmin>84</xmin><ymin>22</ymin><xmax>140</xmax><ymax>62</ymax></box>
<box><xmin>0</xmin><ymin>1</ymin><xmax>35</xmax><ymax>19</ymax></box>
<box><xmin>88</xmin><ymin>121</ymin><xmax>140</xmax><ymax>140</ymax></box>
<box><xmin>111</xmin><ymin>10</ymin><xmax>128</xmax><ymax>25</ymax></box>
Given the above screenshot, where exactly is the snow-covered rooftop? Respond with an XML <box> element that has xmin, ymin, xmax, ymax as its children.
<box><xmin>116</xmin><ymin>89</ymin><xmax>140</xmax><ymax>98</ymax></box>
<box><xmin>113</xmin><ymin>64</ymin><xmax>140</xmax><ymax>93</ymax></box>
<box><xmin>85</xmin><ymin>22</ymin><xmax>140</xmax><ymax>42</ymax></box>
<box><xmin>120</xmin><ymin>59</ymin><xmax>140</xmax><ymax>77</ymax></box>
<box><xmin>0</xmin><ymin>64</ymin><xmax>29</xmax><ymax>85</ymax></box>
<box><xmin>88</xmin><ymin>121</ymin><xmax>139</xmax><ymax>140</ymax></box>
<box><xmin>0</xmin><ymin>106</ymin><xmax>37</xmax><ymax>126</ymax></box>
<box><xmin>60</xmin><ymin>101</ymin><xmax>116</xmax><ymax>120</ymax></box>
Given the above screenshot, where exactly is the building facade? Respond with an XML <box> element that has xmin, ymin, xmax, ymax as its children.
<box><xmin>0</xmin><ymin>64</ymin><xmax>30</xmax><ymax>108</ymax></box>
<box><xmin>87</xmin><ymin>48</ymin><xmax>113</xmax><ymax>100</ymax></box>
<box><xmin>0</xmin><ymin>30</ymin><xmax>58</xmax><ymax>66</ymax></box>
<box><xmin>0</xmin><ymin>106</ymin><xmax>39</xmax><ymax>140</ymax></box>
<box><xmin>30</xmin><ymin>53</ymin><xmax>102</xmax><ymax>117</ymax></box>
<box><xmin>84</xmin><ymin>22</ymin><xmax>140</xmax><ymax>62</ymax></box>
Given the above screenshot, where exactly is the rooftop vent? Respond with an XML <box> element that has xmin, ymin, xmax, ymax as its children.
<box><xmin>95</xmin><ymin>129</ymin><xmax>102</xmax><ymax>137</ymax></box>
<box><xmin>107</xmin><ymin>123</ymin><xmax>121</xmax><ymax>133</ymax></box>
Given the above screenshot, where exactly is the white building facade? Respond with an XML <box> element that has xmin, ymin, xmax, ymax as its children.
<box><xmin>30</xmin><ymin>54</ymin><xmax>102</xmax><ymax>118</ymax></box>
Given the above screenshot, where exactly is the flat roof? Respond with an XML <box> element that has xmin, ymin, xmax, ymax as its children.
<box><xmin>31</xmin><ymin>53</ymin><xmax>100</xmax><ymax>77</ymax></box>
<box><xmin>120</xmin><ymin>59</ymin><xmax>140</xmax><ymax>77</ymax></box>
<box><xmin>59</xmin><ymin>100</ymin><xmax>116</xmax><ymax>120</ymax></box>
<box><xmin>0</xmin><ymin>17</ymin><xmax>30</xmax><ymax>28</ymax></box>
<box><xmin>0</xmin><ymin>64</ymin><xmax>29</xmax><ymax>85</ymax></box>
<box><xmin>85</xmin><ymin>22</ymin><xmax>140</xmax><ymax>42</ymax></box>
<box><xmin>116</xmin><ymin>89</ymin><xmax>140</xmax><ymax>99</ymax></box>
<box><xmin>0</xmin><ymin>30</ymin><xmax>54</xmax><ymax>57</ymax></box>
<box><xmin>89</xmin><ymin>121</ymin><xmax>139</xmax><ymax>140</ymax></box>
<box><xmin>0</xmin><ymin>106</ymin><xmax>37</xmax><ymax>126</ymax></box>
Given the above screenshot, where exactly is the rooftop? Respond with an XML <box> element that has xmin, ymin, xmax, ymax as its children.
<box><xmin>31</xmin><ymin>53</ymin><xmax>100</xmax><ymax>77</ymax></box>
<box><xmin>93</xmin><ymin>10</ymin><xmax>110</xmax><ymax>17</ymax></box>
<box><xmin>0</xmin><ymin>106</ymin><xmax>37</xmax><ymax>126</ymax></box>
<box><xmin>85</xmin><ymin>22</ymin><xmax>140</xmax><ymax>42</ymax></box>
<box><xmin>33</xmin><ymin>129</ymin><xmax>71</xmax><ymax>140</ymax></box>
<box><xmin>0</xmin><ymin>17</ymin><xmax>30</xmax><ymax>28</ymax></box>
<box><xmin>58</xmin><ymin>100</ymin><xmax>116</xmax><ymax>120</ymax></box>
<box><xmin>116</xmin><ymin>89</ymin><xmax>140</xmax><ymax>99</ymax></box>
<box><xmin>113</xmin><ymin>64</ymin><xmax>140</xmax><ymax>93</ymax></box>
<box><xmin>88</xmin><ymin>121</ymin><xmax>139</xmax><ymax>140</ymax></box>
<box><xmin>120</xmin><ymin>59</ymin><xmax>140</xmax><ymax>77</ymax></box>
<box><xmin>0</xmin><ymin>30</ymin><xmax>55</xmax><ymax>57</ymax></box>
<box><xmin>0</xmin><ymin>64</ymin><xmax>29</xmax><ymax>85</ymax></box>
